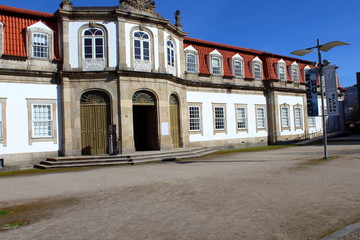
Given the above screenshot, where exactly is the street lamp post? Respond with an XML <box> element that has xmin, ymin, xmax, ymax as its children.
<box><xmin>291</xmin><ymin>39</ymin><xmax>349</xmax><ymax>159</ymax></box>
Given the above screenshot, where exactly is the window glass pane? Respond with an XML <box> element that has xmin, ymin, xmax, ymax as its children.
<box><xmin>254</xmin><ymin>63</ymin><xmax>262</xmax><ymax>79</ymax></box>
<box><xmin>257</xmin><ymin>108</ymin><xmax>265</xmax><ymax>128</ymax></box>
<box><xmin>236</xmin><ymin>107</ymin><xmax>246</xmax><ymax>129</ymax></box>
<box><xmin>33</xmin><ymin>33</ymin><xmax>49</xmax><ymax>58</ymax></box>
<box><xmin>295</xmin><ymin>108</ymin><xmax>302</xmax><ymax>127</ymax></box>
<box><xmin>234</xmin><ymin>60</ymin><xmax>243</xmax><ymax>77</ymax></box>
<box><xmin>189</xmin><ymin>106</ymin><xmax>200</xmax><ymax>131</ymax></box>
<box><xmin>212</xmin><ymin>57</ymin><xmax>221</xmax><ymax>75</ymax></box>
<box><xmin>33</xmin><ymin>104</ymin><xmax>52</xmax><ymax>138</ymax></box>
<box><xmin>214</xmin><ymin>107</ymin><xmax>225</xmax><ymax>130</ymax></box>
<box><xmin>186</xmin><ymin>54</ymin><xmax>196</xmax><ymax>72</ymax></box>
<box><xmin>281</xmin><ymin>107</ymin><xmax>289</xmax><ymax>127</ymax></box>
<box><xmin>293</xmin><ymin>67</ymin><xmax>299</xmax><ymax>82</ymax></box>
<box><xmin>279</xmin><ymin>65</ymin><xmax>286</xmax><ymax>81</ymax></box>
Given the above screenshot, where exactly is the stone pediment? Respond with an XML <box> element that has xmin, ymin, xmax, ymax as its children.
<box><xmin>118</xmin><ymin>0</ymin><xmax>164</xmax><ymax>19</ymax></box>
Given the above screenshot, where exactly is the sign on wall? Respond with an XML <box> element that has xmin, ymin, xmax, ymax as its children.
<box><xmin>305</xmin><ymin>68</ymin><xmax>319</xmax><ymax>116</ymax></box>
<box><xmin>323</xmin><ymin>66</ymin><xmax>339</xmax><ymax>116</ymax></box>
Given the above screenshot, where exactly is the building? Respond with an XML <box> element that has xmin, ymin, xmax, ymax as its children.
<box><xmin>0</xmin><ymin>0</ymin><xmax>339</xmax><ymax>170</ymax></box>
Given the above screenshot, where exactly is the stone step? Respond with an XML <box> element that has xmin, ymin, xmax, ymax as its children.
<box><xmin>34</xmin><ymin>147</ymin><xmax>215</xmax><ymax>169</ymax></box>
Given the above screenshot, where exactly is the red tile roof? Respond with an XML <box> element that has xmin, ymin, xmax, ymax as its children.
<box><xmin>184</xmin><ymin>37</ymin><xmax>313</xmax><ymax>83</ymax></box>
<box><xmin>0</xmin><ymin>5</ymin><xmax>59</xmax><ymax>59</ymax></box>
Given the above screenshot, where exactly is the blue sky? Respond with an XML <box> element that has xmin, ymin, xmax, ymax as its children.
<box><xmin>2</xmin><ymin>0</ymin><xmax>359</xmax><ymax>87</ymax></box>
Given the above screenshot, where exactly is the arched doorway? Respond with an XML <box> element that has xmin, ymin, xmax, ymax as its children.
<box><xmin>80</xmin><ymin>90</ymin><xmax>111</xmax><ymax>155</ymax></box>
<box><xmin>169</xmin><ymin>94</ymin><xmax>181</xmax><ymax>148</ymax></box>
<box><xmin>132</xmin><ymin>91</ymin><xmax>159</xmax><ymax>151</ymax></box>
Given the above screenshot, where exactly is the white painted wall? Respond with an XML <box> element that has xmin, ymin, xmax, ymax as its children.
<box><xmin>277</xmin><ymin>95</ymin><xmax>305</xmax><ymax>136</ymax></box>
<box><xmin>187</xmin><ymin>91</ymin><xmax>268</xmax><ymax>142</ymax></box>
<box><xmin>0</xmin><ymin>82</ymin><xmax>59</xmax><ymax>154</ymax></box>
<box><xmin>164</xmin><ymin>31</ymin><xmax>182</xmax><ymax>77</ymax></box>
<box><xmin>69</xmin><ymin>21</ymin><xmax>118</xmax><ymax>68</ymax></box>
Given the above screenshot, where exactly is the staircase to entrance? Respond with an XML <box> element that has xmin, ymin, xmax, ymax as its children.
<box><xmin>34</xmin><ymin>147</ymin><xmax>216</xmax><ymax>169</ymax></box>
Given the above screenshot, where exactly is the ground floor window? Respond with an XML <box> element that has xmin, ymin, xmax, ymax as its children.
<box><xmin>27</xmin><ymin>99</ymin><xmax>57</xmax><ymax>145</ymax></box>
<box><xmin>236</xmin><ymin>106</ymin><xmax>247</xmax><ymax>130</ymax></box>
<box><xmin>0</xmin><ymin>98</ymin><xmax>7</xmax><ymax>146</ymax></box>
<box><xmin>213</xmin><ymin>105</ymin><xmax>226</xmax><ymax>132</ymax></box>
<box><xmin>294</xmin><ymin>107</ymin><xmax>303</xmax><ymax>129</ymax></box>
<box><xmin>189</xmin><ymin>106</ymin><xmax>201</xmax><ymax>131</ymax></box>
<box><xmin>256</xmin><ymin>106</ymin><xmax>266</xmax><ymax>130</ymax></box>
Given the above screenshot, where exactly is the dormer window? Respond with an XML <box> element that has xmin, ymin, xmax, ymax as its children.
<box><xmin>184</xmin><ymin>45</ymin><xmax>198</xmax><ymax>74</ymax></box>
<box><xmin>186</xmin><ymin>53</ymin><xmax>197</xmax><ymax>73</ymax></box>
<box><xmin>291</xmin><ymin>62</ymin><xmax>299</xmax><ymax>82</ymax></box>
<box><xmin>212</xmin><ymin>57</ymin><xmax>221</xmax><ymax>75</ymax></box>
<box><xmin>33</xmin><ymin>33</ymin><xmax>49</xmax><ymax>58</ymax></box>
<box><xmin>27</xmin><ymin>21</ymin><xmax>54</xmax><ymax>60</ymax></box>
<box><xmin>0</xmin><ymin>22</ymin><xmax>3</xmax><ymax>56</ymax></box>
<box><xmin>231</xmin><ymin>54</ymin><xmax>244</xmax><ymax>78</ymax></box>
<box><xmin>208</xmin><ymin>49</ymin><xmax>223</xmax><ymax>76</ymax></box>
<box><xmin>277</xmin><ymin>59</ymin><xmax>287</xmax><ymax>82</ymax></box>
<box><xmin>252</xmin><ymin>57</ymin><xmax>262</xmax><ymax>80</ymax></box>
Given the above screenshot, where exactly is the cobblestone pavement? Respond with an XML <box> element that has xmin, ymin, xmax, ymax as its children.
<box><xmin>0</xmin><ymin>136</ymin><xmax>359</xmax><ymax>240</ymax></box>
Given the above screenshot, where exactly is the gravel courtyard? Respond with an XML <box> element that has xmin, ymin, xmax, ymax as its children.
<box><xmin>0</xmin><ymin>142</ymin><xmax>360</xmax><ymax>240</ymax></box>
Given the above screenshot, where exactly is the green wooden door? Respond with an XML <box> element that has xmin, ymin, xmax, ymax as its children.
<box><xmin>81</xmin><ymin>104</ymin><xmax>108</xmax><ymax>155</ymax></box>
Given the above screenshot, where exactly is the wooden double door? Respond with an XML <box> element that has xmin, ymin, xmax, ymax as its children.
<box><xmin>81</xmin><ymin>104</ymin><xmax>109</xmax><ymax>155</ymax></box>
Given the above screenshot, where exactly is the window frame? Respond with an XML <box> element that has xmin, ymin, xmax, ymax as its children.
<box><xmin>293</xmin><ymin>104</ymin><xmax>303</xmax><ymax>130</ymax></box>
<box><xmin>0</xmin><ymin>98</ymin><xmax>7</xmax><ymax>146</ymax></box>
<box><xmin>308</xmin><ymin>117</ymin><xmax>316</xmax><ymax>127</ymax></box>
<box><xmin>291</xmin><ymin>64</ymin><xmax>299</xmax><ymax>83</ymax></box>
<box><xmin>27</xmin><ymin>99</ymin><xmax>57</xmax><ymax>145</ymax></box>
<box><xmin>167</xmin><ymin>40</ymin><xmax>175</xmax><ymax>67</ymax></box>
<box><xmin>233</xmin><ymin>59</ymin><xmax>244</xmax><ymax>78</ymax></box>
<box><xmin>26</xmin><ymin>23</ymin><xmax>54</xmax><ymax>60</ymax></box>
<box><xmin>83</xmin><ymin>28</ymin><xmax>105</xmax><ymax>60</ymax></box>
<box><xmin>278</xmin><ymin>64</ymin><xmax>286</xmax><ymax>82</ymax></box>
<box><xmin>188</xmin><ymin>104</ymin><xmax>202</xmax><ymax>133</ymax></box>
<box><xmin>255</xmin><ymin>105</ymin><xmax>267</xmax><ymax>132</ymax></box>
<box><xmin>211</xmin><ymin>57</ymin><xmax>222</xmax><ymax>75</ymax></box>
<box><xmin>186</xmin><ymin>53</ymin><xmax>197</xmax><ymax>73</ymax></box>
<box><xmin>252</xmin><ymin>59</ymin><xmax>263</xmax><ymax>80</ymax></box>
<box><xmin>280</xmin><ymin>104</ymin><xmax>291</xmax><ymax>130</ymax></box>
<box><xmin>32</xmin><ymin>33</ymin><xmax>49</xmax><ymax>58</ymax></box>
<box><xmin>134</xmin><ymin>31</ymin><xmax>151</xmax><ymax>61</ymax></box>
<box><xmin>212</xmin><ymin>103</ymin><xmax>227</xmax><ymax>133</ymax></box>
<box><xmin>235</xmin><ymin>104</ymin><xmax>248</xmax><ymax>132</ymax></box>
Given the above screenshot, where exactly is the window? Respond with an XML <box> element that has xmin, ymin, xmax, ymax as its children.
<box><xmin>32</xmin><ymin>33</ymin><xmax>49</xmax><ymax>58</ymax></box>
<box><xmin>212</xmin><ymin>57</ymin><xmax>222</xmax><ymax>75</ymax></box>
<box><xmin>234</xmin><ymin>60</ymin><xmax>243</xmax><ymax>78</ymax></box>
<box><xmin>32</xmin><ymin>104</ymin><xmax>53</xmax><ymax>138</ymax></box>
<box><xmin>279</xmin><ymin>65</ymin><xmax>286</xmax><ymax>82</ymax></box>
<box><xmin>214</xmin><ymin>106</ymin><xmax>225</xmax><ymax>130</ymax></box>
<box><xmin>256</xmin><ymin>107</ymin><xmax>266</xmax><ymax>130</ymax></box>
<box><xmin>308</xmin><ymin>117</ymin><xmax>315</xmax><ymax>127</ymax></box>
<box><xmin>292</xmin><ymin>66</ymin><xmax>299</xmax><ymax>82</ymax></box>
<box><xmin>27</xmin><ymin>99</ymin><xmax>57</xmax><ymax>145</ymax></box>
<box><xmin>189</xmin><ymin>106</ymin><xmax>201</xmax><ymax>131</ymax></box>
<box><xmin>167</xmin><ymin>40</ymin><xmax>175</xmax><ymax>67</ymax></box>
<box><xmin>134</xmin><ymin>31</ymin><xmax>150</xmax><ymax>61</ymax></box>
<box><xmin>0</xmin><ymin>98</ymin><xmax>6</xmax><ymax>146</ymax></box>
<box><xmin>27</xmin><ymin>21</ymin><xmax>54</xmax><ymax>60</ymax></box>
<box><xmin>186</xmin><ymin>53</ymin><xmax>197</xmax><ymax>73</ymax></box>
<box><xmin>0</xmin><ymin>22</ymin><xmax>3</xmax><ymax>56</ymax></box>
<box><xmin>83</xmin><ymin>28</ymin><xmax>104</xmax><ymax>59</ymax></box>
<box><xmin>294</xmin><ymin>107</ymin><xmax>302</xmax><ymax>128</ymax></box>
<box><xmin>254</xmin><ymin>63</ymin><xmax>262</xmax><ymax>79</ymax></box>
<box><xmin>236</xmin><ymin>107</ymin><xmax>247</xmax><ymax>130</ymax></box>
<box><xmin>281</xmin><ymin>107</ymin><xmax>290</xmax><ymax>128</ymax></box>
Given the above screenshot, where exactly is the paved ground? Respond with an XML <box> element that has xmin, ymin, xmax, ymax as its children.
<box><xmin>0</xmin><ymin>136</ymin><xmax>359</xmax><ymax>239</ymax></box>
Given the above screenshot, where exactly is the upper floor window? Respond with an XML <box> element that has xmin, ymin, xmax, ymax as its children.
<box><xmin>279</xmin><ymin>65</ymin><xmax>286</xmax><ymax>82</ymax></box>
<box><xmin>83</xmin><ymin>28</ymin><xmax>104</xmax><ymax>59</ymax></box>
<box><xmin>167</xmin><ymin>40</ymin><xmax>175</xmax><ymax>67</ymax></box>
<box><xmin>211</xmin><ymin>57</ymin><xmax>222</xmax><ymax>75</ymax></box>
<box><xmin>33</xmin><ymin>33</ymin><xmax>49</xmax><ymax>58</ymax></box>
<box><xmin>134</xmin><ymin>31</ymin><xmax>150</xmax><ymax>61</ymax></box>
<box><xmin>27</xmin><ymin>21</ymin><xmax>54</xmax><ymax>60</ymax></box>
<box><xmin>234</xmin><ymin>60</ymin><xmax>243</xmax><ymax>78</ymax></box>
<box><xmin>184</xmin><ymin>45</ymin><xmax>198</xmax><ymax>74</ymax></box>
<box><xmin>186</xmin><ymin>53</ymin><xmax>197</xmax><ymax>73</ymax></box>
<box><xmin>0</xmin><ymin>22</ymin><xmax>3</xmax><ymax>56</ymax></box>
<box><xmin>252</xmin><ymin>57</ymin><xmax>263</xmax><ymax>80</ymax></box>
<box><xmin>291</xmin><ymin>63</ymin><xmax>299</xmax><ymax>83</ymax></box>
